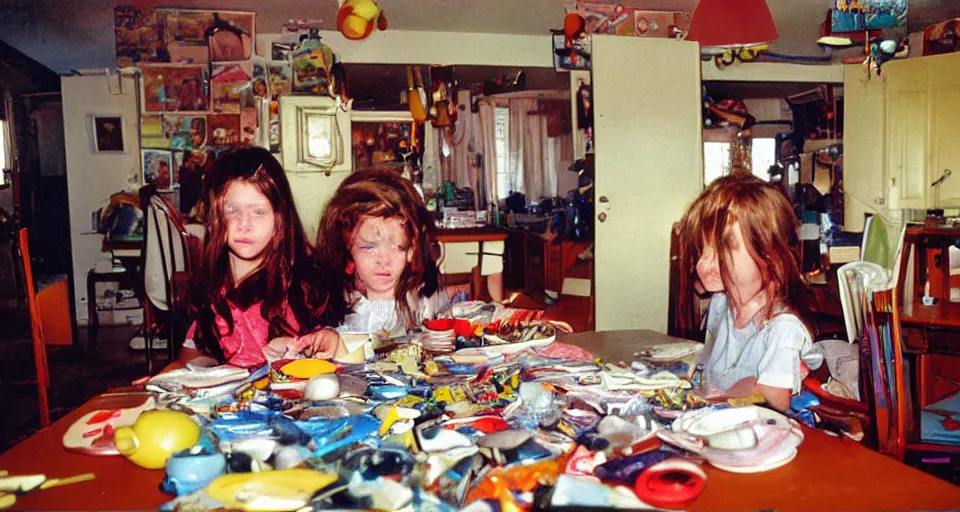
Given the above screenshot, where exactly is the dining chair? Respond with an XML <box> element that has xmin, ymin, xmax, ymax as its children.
<box><xmin>16</xmin><ymin>227</ymin><xmax>50</xmax><ymax>428</ymax></box>
<box><xmin>142</xmin><ymin>194</ymin><xmax>200</xmax><ymax>373</ymax></box>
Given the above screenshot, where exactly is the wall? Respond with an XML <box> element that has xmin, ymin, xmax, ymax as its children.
<box><xmin>62</xmin><ymin>74</ymin><xmax>141</xmax><ymax>323</ymax></box>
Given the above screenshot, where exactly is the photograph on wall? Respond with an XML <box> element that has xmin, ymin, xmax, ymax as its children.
<box><xmin>352</xmin><ymin>121</ymin><xmax>413</xmax><ymax>171</ymax></box>
<box><xmin>831</xmin><ymin>0</ymin><xmax>908</xmax><ymax>32</ymax></box>
<box><xmin>268</xmin><ymin>60</ymin><xmax>292</xmax><ymax>98</ymax></box>
<box><xmin>114</xmin><ymin>5</ymin><xmax>167</xmax><ymax>66</ymax></box>
<box><xmin>207</xmin><ymin>114</ymin><xmax>241</xmax><ymax>146</ymax></box>
<box><xmin>165</xmin><ymin>115</ymin><xmax>207</xmax><ymax>149</ymax></box>
<box><xmin>91</xmin><ymin>115</ymin><xmax>125</xmax><ymax>153</ymax></box>
<box><xmin>141</xmin><ymin>64</ymin><xmax>209</xmax><ymax>113</ymax></box>
<box><xmin>211</xmin><ymin>62</ymin><xmax>254</xmax><ymax>114</ymax></box>
<box><xmin>208</xmin><ymin>12</ymin><xmax>256</xmax><ymax>61</ymax></box>
<box><xmin>142</xmin><ymin>149</ymin><xmax>174</xmax><ymax>191</ymax></box>
<box><xmin>163</xmin><ymin>10</ymin><xmax>212</xmax><ymax>63</ymax></box>
<box><xmin>252</xmin><ymin>57</ymin><xmax>269</xmax><ymax>99</ymax></box>
<box><xmin>140</xmin><ymin>115</ymin><xmax>171</xmax><ymax>148</ymax></box>
<box><xmin>240</xmin><ymin>107</ymin><xmax>257</xmax><ymax>146</ymax></box>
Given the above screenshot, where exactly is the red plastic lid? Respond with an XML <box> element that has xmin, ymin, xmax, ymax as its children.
<box><xmin>633</xmin><ymin>459</ymin><xmax>707</xmax><ymax>509</ymax></box>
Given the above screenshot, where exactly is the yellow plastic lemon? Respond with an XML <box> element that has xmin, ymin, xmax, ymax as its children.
<box><xmin>114</xmin><ymin>410</ymin><xmax>200</xmax><ymax>470</ymax></box>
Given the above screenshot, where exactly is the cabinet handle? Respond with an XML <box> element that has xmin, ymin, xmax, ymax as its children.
<box><xmin>598</xmin><ymin>212</ymin><xmax>607</xmax><ymax>223</ymax></box>
<box><xmin>599</xmin><ymin>196</ymin><xmax>609</xmax><ymax>203</ymax></box>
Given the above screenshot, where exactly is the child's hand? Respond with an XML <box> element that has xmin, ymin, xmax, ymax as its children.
<box><xmin>285</xmin><ymin>328</ymin><xmax>345</xmax><ymax>360</ymax></box>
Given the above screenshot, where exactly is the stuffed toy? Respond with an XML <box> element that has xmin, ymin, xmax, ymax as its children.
<box><xmin>337</xmin><ymin>0</ymin><xmax>387</xmax><ymax>40</ymax></box>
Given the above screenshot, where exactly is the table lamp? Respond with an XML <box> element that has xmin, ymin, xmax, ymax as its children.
<box><xmin>685</xmin><ymin>0</ymin><xmax>779</xmax><ymax>48</ymax></box>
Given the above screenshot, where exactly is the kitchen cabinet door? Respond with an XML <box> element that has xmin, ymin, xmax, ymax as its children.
<box><xmin>885</xmin><ymin>57</ymin><xmax>930</xmax><ymax>210</ymax></box>
<box><xmin>928</xmin><ymin>52</ymin><xmax>960</xmax><ymax>208</ymax></box>
<box><xmin>843</xmin><ymin>64</ymin><xmax>887</xmax><ymax>231</ymax></box>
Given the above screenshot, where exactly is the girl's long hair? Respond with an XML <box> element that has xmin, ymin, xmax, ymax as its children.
<box><xmin>187</xmin><ymin>147</ymin><xmax>347</xmax><ymax>361</ymax></box>
<box><xmin>677</xmin><ymin>174</ymin><xmax>814</xmax><ymax>337</ymax></box>
<box><xmin>315</xmin><ymin>169</ymin><xmax>440</xmax><ymax>328</ymax></box>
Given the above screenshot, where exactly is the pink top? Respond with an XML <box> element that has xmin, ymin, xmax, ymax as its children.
<box><xmin>184</xmin><ymin>301</ymin><xmax>299</xmax><ymax>368</ymax></box>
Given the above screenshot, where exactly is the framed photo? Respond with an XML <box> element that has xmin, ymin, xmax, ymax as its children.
<box><xmin>208</xmin><ymin>11</ymin><xmax>256</xmax><ymax>62</ymax></box>
<box><xmin>211</xmin><ymin>62</ymin><xmax>254</xmax><ymax>114</ymax></box>
<box><xmin>90</xmin><ymin>115</ymin><xmax>126</xmax><ymax>153</ymax></box>
<box><xmin>142</xmin><ymin>149</ymin><xmax>174</xmax><ymax>191</ymax></box>
<box><xmin>165</xmin><ymin>115</ymin><xmax>207</xmax><ymax>149</ymax></box>
<box><xmin>207</xmin><ymin>114</ymin><xmax>242</xmax><ymax>146</ymax></box>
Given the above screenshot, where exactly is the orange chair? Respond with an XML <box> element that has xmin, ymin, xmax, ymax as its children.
<box><xmin>17</xmin><ymin>228</ymin><xmax>50</xmax><ymax>428</ymax></box>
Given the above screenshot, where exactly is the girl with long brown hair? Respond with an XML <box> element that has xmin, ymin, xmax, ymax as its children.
<box><xmin>677</xmin><ymin>174</ymin><xmax>822</xmax><ymax>411</ymax></box>
<box><xmin>180</xmin><ymin>147</ymin><xmax>348</xmax><ymax>368</ymax></box>
<box><xmin>315</xmin><ymin>168</ymin><xmax>448</xmax><ymax>337</ymax></box>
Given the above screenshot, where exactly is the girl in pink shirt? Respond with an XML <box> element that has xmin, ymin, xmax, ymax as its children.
<box><xmin>180</xmin><ymin>148</ymin><xmax>348</xmax><ymax>368</ymax></box>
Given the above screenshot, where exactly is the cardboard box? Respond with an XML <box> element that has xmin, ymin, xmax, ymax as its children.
<box><xmin>98</xmin><ymin>307</ymin><xmax>144</xmax><ymax>326</ymax></box>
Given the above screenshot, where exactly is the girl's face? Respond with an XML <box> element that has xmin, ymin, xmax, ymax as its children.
<box><xmin>696</xmin><ymin>222</ymin><xmax>764</xmax><ymax>306</ymax></box>
<box><xmin>224</xmin><ymin>181</ymin><xmax>275</xmax><ymax>281</ymax></box>
<box><xmin>349</xmin><ymin>216</ymin><xmax>412</xmax><ymax>301</ymax></box>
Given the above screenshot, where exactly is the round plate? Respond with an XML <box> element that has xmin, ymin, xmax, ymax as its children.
<box><xmin>455</xmin><ymin>335</ymin><xmax>556</xmax><ymax>356</ymax></box>
<box><xmin>710</xmin><ymin>447</ymin><xmax>798</xmax><ymax>473</ymax></box>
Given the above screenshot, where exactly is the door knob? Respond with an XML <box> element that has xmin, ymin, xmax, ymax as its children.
<box><xmin>598</xmin><ymin>212</ymin><xmax>607</xmax><ymax>223</ymax></box>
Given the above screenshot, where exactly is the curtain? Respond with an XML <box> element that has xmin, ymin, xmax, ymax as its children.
<box><xmin>477</xmin><ymin>100</ymin><xmax>498</xmax><ymax>207</ymax></box>
<box><xmin>507</xmin><ymin>98</ymin><xmax>533</xmax><ymax>196</ymax></box>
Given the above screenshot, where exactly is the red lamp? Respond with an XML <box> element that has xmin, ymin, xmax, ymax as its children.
<box><xmin>685</xmin><ymin>0</ymin><xmax>779</xmax><ymax>48</ymax></box>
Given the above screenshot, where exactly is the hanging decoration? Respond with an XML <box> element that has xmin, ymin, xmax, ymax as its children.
<box><xmin>337</xmin><ymin>0</ymin><xmax>388</xmax><ymax>41</ymax></box>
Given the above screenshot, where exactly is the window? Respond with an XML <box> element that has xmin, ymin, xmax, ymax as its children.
<box><xmin>703</xmin><ymin>141</ymin><xmax>731</xmax><ymax>186</ymax></box>
<box><xmin>751</xmin><ymin>137</ymin><xmax>777</xmax><ymax>180</ymax></box>
<box><xmin>494</xmin><ymin>107</ymin><xmax>514</xmax><ymax>200</ymax></box>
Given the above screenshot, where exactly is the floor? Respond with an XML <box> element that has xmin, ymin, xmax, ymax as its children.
<box><xmin>0</xmin><ymin>304</ymin><xmax>161</xmax><ymax>454</ymax></box>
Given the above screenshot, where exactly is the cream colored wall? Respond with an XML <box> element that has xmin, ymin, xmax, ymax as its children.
<box><xmin>288</xmin><ymin>172</ymin><xmax>347</xmax><ymax>243</ymax></box>
<box><xmin>62</xmin><ymin>74</ymin><xmax>141</xmax><ymax>323</ymax></box>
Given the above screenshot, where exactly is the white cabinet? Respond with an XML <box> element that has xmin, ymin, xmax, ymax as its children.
<box><xmin>280</xmin><ymin>96</ymin><xmax>352</xmax><ymax>174</ymax></box>
<box><xmin>881</xmin><ymin>52</ymin><xmax>960</xmax><ymax>210</ymax></box>
<box><xmin>842</xmin><ymin>64</ymin><xmax>887</xmax><ymax>231</ymax></box>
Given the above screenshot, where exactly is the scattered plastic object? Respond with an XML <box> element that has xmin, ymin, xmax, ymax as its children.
<box><xmin>162</xmin><ymin>448</ymin><xmax>226</xmax><ymax>496</ymax></box>
<box><xmin>632</xmin><ymin>459</ymin><xmax>707</xmax><ymax>509</ymax></box>
<box><xmin>204</xmin><ymin>469</ymin><xmax>337</xmax><ymax>511</ymax></box>
<box><xmin>114</xmin><ymin>410</ymin><xmax>201</xmax><ymax>469</ymax></box>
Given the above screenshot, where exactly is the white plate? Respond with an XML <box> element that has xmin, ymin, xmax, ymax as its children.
<box><xmin>710</xmin><ymin>447</ymin><xmax>797</xmax><ymax>473</ymax></box>
<box><xmin>455</xmin><ymin>335</ymin><xmax>556</xmax><ymax>356</ymax></box>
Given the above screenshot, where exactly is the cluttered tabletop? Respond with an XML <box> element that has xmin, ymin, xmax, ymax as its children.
<box><xmin>1</xmin><ymin>319</ymin><xmax>958</xmax><ymax>511</ymax></box>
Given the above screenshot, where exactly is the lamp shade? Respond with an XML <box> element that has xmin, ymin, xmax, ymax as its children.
<box><xmin>685</xmin><ymin>0</ymin><xmax>779</xmax><ymax>47</ymax></box>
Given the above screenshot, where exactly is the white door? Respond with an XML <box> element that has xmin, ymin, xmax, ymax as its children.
<box><xmin>592</xmin><ymin>35</ymin><xmax>703</xmax><ymax>331</ymax></box>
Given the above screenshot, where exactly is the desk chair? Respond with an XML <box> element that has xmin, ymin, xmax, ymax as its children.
<box><xmin>142</xmin><ymin>195</ymin><xmax>200</xmax><ymax>373</ymax></box>
<box><xmin>17</xmin><ymin>228</ymin><xmax>50</xmax><ymax>428</ymax></box>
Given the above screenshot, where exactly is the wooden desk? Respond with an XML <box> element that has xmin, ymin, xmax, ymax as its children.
<box><xmin>3</xmin><ymin>331</ymin><xmax>958</xmax><ymax>511</ymax></box>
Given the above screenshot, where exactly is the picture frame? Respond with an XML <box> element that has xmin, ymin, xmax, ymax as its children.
<box><xmin>142</xmin><ymin>148</ymin><xmax>174</xmax><ymax>191</ymax></box>
<box><xmin>140</xmin><ymin>63</ymin><xmax>209</xmax><ymax>114</ymax></box>
<box><xmin>90</xmin><ymin>115</ymin><xmax>126</xmax><ymax>153</ymax></box>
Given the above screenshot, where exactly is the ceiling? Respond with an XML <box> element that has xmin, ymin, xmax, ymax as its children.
<box><xmin>1</xmin><ymin>0</ymin><xmax>959</xmax><ymax>75</ymax></box>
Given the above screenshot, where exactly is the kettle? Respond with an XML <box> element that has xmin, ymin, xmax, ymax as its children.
<box><xmin>114</xmin><ymin>410</ymin><xmax>200</xmax><ymax>469</ymax></box>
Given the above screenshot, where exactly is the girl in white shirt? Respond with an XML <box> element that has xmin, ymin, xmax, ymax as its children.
<box><xmin>315</xmin><ymin>169</ymin><xmax>450</xmax><ymax>338</ymax></box>
<box><xmin>677</xmin><ymin>175</ymin><xmax>822</xmax><ymax>411</ymax></box>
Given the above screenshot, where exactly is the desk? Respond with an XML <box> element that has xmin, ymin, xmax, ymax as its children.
<box><xmin>2</xmin><ymin>330</ymin><xmax>958</xmax><ymax>511</ymax></box>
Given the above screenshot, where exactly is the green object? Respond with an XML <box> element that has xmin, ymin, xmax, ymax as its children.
<box><xmin>862</xmin><ymin>216</ymin><xmax>893</xmax><ymax>270</ymax></box>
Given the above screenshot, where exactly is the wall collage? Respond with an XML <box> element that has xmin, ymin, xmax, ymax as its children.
<box><xmin>114</xmin><ymin>6</ymin><xmax>343</xmax><ymax>217</ymax></box>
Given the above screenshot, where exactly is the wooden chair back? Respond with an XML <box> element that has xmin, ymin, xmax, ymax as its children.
<box><xmin>17</xmin><ymin>228</ymin><xmax>50</xmax><ymax>428</ymax></box>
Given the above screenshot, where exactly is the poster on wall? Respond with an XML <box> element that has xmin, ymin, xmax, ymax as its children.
<box><xmin>142</xmin><ymin>149</ymin><xmax>174</xmax><ymax>191</ymax></box>
<box><xmin>141</xmin><ymin>64</ymin><xmax>209</xmax><ymax>113</ymax></box>
<box><xmin>90</xmin><ymin>115</ymin><xmax>126</xmax><ymax>153</ymax></box>
<box><xmin>208</xmin><ymin>12</ymin><xmax>256</xmax><ymax>62</ymax></box>
<box><xmin>207</xmin><ymin>114</ymin><xmax>241</xmax><ymax>146</ymax></box>
<box><xmin>114</xmin><ymin>6</ymin><xmax>167</xmax><ymax>66</ymax></box>
<box><xmin>140</xmin><ymin>116</ymin><xmax>171</xmax><ymax>148</ymax></box>
<box><xmin>164</xmin><ymin>115</ymin><xmax>207</xmax><ymax>149</ymax></box>
<box><xmin>240</xmin><ymin>108</ymin><xmax>257</xmax><ymax>146</ymax></box>
<box><xmin>211</xmin><ymin>62</ymin><xmax>254</xmax><ymax>113</ymax></box>
<box><xmin>164</xmin><ymin>10</ymin><xmax>212</xmax><ymax>64</ymax></box>
<box><xmin>831</xmin><ymin>0</ymin><xmax>908</xmax><ymax>32</ymax></box>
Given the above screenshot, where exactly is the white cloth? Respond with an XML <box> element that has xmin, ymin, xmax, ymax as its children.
<box><xmin>337</xmin><ymin>289</ymin><xmax>450</xmax><ymax>338</ymax></box>
<box><xmin>700</xmin><ymin>294</ymin><xmax>823</xmax><ymax>395</ymax></box>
